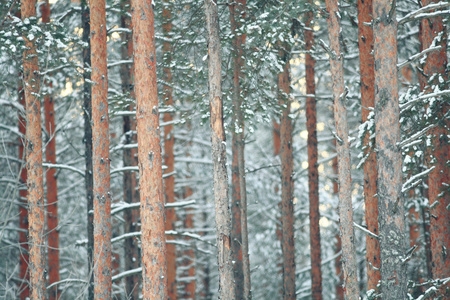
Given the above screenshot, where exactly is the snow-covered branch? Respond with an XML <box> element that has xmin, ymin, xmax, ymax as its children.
<box><xmin>402</xmin><ymin>166</ymin><xmax>435</xmax><ymax>193</ymax></box>
<box><xmin>353</xmin><ymin>222</ymin><xmax>379</xmax><ymax>240</ymax></box>
<box><xmin>398</xmin><ymin>1</ymin><xmax>450</xmax><ymax>25</ymax></box>
<box><xmin>46</xmin><ymin>278</ymin><xmax>88</xmax><ymax>290</ymax></box>
<box><xmin>43</xmin><ymin>163</ymin><xmax>85</xmax><ymax>177</ymax></box>
<box><xmin>397</xmin><ymin>45</ymin><xmax>442</xmax><ymax>69</ymax></box>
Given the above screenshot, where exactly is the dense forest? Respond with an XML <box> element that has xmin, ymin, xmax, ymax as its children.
<box><xmin>0</xmin><ymin>0</ymin><xmax>449</xmax><ymax>299</ymax></box>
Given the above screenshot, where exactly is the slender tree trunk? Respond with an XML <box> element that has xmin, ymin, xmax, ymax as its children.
<box><xmin>278</xmin><ymin>52</ymin><xmax>295</xmax><ymax>300</ymax></box>
<box><xmin>131</xmin><ymin>0</ymin><xmax>168</xmax><ymax>297</ymax></box>
<box><xmin>229</xmin><ymin>0</ymin><xmax>251</xmax><ymax>298</ymax></box>
<box><xmin>162</xmin><ymin>2</ymin><xmax>177</xmax><ymax>298</ymax></box>
<box><xmin>304</xmin><ymin>5</ymin><xmax>323</xmax><ymax>299</ymax></box>
<box><xmin>357</xmin><ymin>0</ymin><xmax>381</xmax><ymax>292</ymax></box>
<box><xmin>17</xmin><ymin>70</ymin><xmax>30</xmax><ymax>300</ymax></box>
<box><xmin>333</xmin><ymin>151</ymin><xmax>344</xmax><ymax>300</ymax></box>
<box><xmin>90</xmin><ymin>0</ymin><xmax>112</xmax><ymax>297</ymax></box>
<box><xmin>180</xmin><ymin>187</ymin><xmax>196</xmax><ymax>298</ymax></box>
<box><xmin>324</xmin><ymin>0</ymin><xmax>359</xmax><ymax>299</ymax></box>
<box><xmin>81</xmin><ymin>1</ymin><xmax>94</xmax><ymax>298</ymax></box>
<box><xmin>420</xmin><ymin>0</ymin><xmax>450</xmax><ymax>288</ymax></box>
<box><xmin>41</xmin><ymin>1</ymin><xmax>60</xmax><ymax>298</ymax></box>
<box><xmin>204</xmin><ymin>1</ymin><xmax>235</xmax><ymax>298</ymax></box>
<box><xmin>119</xmin><ymin>0</ymin><xmax>140</xmax><ymax>297</ymax></box>
<box><xmin>372</xmin><ymin>0</ymin><xmax>407</xmax><ymax>298</ymax></box>
<box><xmin>21</xmin><ymin>0</ymin><xmax>45</xmax><ymax>297</ymax></box>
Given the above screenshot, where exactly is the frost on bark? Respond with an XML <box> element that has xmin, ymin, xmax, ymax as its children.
<box><xmin>21</xmin><ymin>0</ymin><xmax>45</xmax><ymax>297</ymax></box>
<box><xmin>204</xmin><ymin>0</ymin><xmax>235</xmax><ymax>298</ymax></box>
<box><xmin>372</xmin><ymin>0</ymin><xmax>407</xmax><ymax>298</ymax></box>
<box><xmin>131</xmin><ymin>0</ymin><xmax>168</xmax><ymax>297</ymax></box>
<box><xmin>278</xmin><ymin>52</ymin><xmax>295</xmax><ymax>300</ymax></box>
<box><xmin>420</xmin><ymin>0</ymin><xmax>450</xmax><ymax>287</ymax></box>
<box><xmin>17</xmin><ymin>69</ymin><xmax>30</xmax><ymax>300</ymax></box>
<box><xmin>162</xmin><ymin>1</ymin><xmax>177</xmax><ymax>298</ymax></box>
<box><xmin>90</xmin><ymin>0</ymin><xmax>112</xmax><ymax>297</ymax></box>
<box><xmin>81</xmin><ymin>0</ymin><xmax>94</xmax><ymax>298</ymax></box>
<box><xmin>119</xmin><ymin>0</ymin><xmax>140</xmax><ymax>297</ymax></box>
<box><xmin>357</xmin><ymin>0</ymin><xmax>381</xmax><ymax>291</ymax></box>
<box><xmin>324</xmin><ymin>0</ymin><xmax>359</xmax><ymax>299</ymax></box>
<box><xmin>41</xmin><ymin>1</ymin><xmax>60</xmax><ymax>298</ymax></box>
<box><xmin>229</xmin><ymin>0</ymin><xmax>251</xmax><ymax>298</ymax></box>
<box><xmin>304</xmin><ymin>4</ymin><xmax>323</xmax><ymax>299</ymax></box>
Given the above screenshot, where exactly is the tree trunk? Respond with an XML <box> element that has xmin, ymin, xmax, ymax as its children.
<box><xmin>90</xmin><ymin>0</ymin><xmax>112</xmax><ymax>296</ymax></box>
<box><xmin>324</xmin><ymin>0</ymin><xmax>359</xmax><ymax>299</ymax></box>
<box><xmin>278</xmin><ymin>53</ymin><xmax>295</xmax><ymax>300</ymax></box>
<box><xmin>119</xmin><ymin>0</ymin><xmax>140</xmax><ymax>297</ymax></box>
<box><xmin>81</xmin><ymin>1</ymin><xmax>94</xmax><ymax>298</ymax></box>
<box><xmin>332</xmin><ymin>150</ymin><xmax>344</xmax><ymax>300</ymax></box>
<box><xmin>204</xmin><ymin>1</ymin><xmax>235</xmax><ymax>298</ymax></box>
<box><xmin>180</xmin><ymin>187</ymin><xmax>196</xmax><ymax>299</ymax></box>
<box><xmin>420</xmin><ymin>0</ymin><xmax>450</xmax><ymax>288</ymax></box>
<box><xmin>21</xmin><ymin>0</ymin><xmax>45</xmax><ymax>297</ymax></box>
<box><xmin>41</xmin><ymin>1</ymin><xmax>60</xmax><ymax>298</ymax></box>
<box><xmin>357</xmin><ymin>0</ymin><xmax>381</xmax><ymax>292</ymax></box>
<box><xmin>229</xmin><ymin>0</ymin><xmax>251</xmax><ymax>298</ymax></box>
<box><xmin>17</xmin><ymin>69</ymin><xmax>30</xmax><ymax>300</ymax></box>
<box><xmin>372</xmin><ymin>0</ymin><xmax>407</xmax><ymax>298</ymax></box>
<box><xmin>162</xmin><ymin>2</ymin><xmax>177</xmax><ymax>298</ymax></box>
<box><xmin>131</xmin><ymin>0</ymin><xmax>168</xmax><ymax>297</ymax></box>
<box><xmin>304</xmin><ymin>5</ymin><xmax>323</xmax><ymax>299</ymax></box>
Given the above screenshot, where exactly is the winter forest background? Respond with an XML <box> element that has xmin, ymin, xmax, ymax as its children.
<box><xmin>0</xmin><ymin>0</ymin><xmax>449</xmax><ymax>299</ymax></box>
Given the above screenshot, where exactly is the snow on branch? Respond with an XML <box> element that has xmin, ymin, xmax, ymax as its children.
<box><xmin>112</xmin><ymin>267</ymin><xmax>142</xmax><ymax>282</ymax></box>
<box><xmin>46</xmin><ymin>278</ymin><xmax>88</xmax><ymax>290</ymax></box>
<box><xmin>400</xmin><ymin>89</ymin><xmax>450</xmax><ymax>113</ymax></box>
<box><xmin>110</xmin><ymin>199</ymin><xmax>196</xmax><ymax>215</ymax></box>
<box><xmin>397</xmin><ymin>45</ymin><xmax>442</xmax><ymax>69</ymax></box>
<box><xmin>353</xmin><ymin>222</ymin><xmax>379</xmax><ymax>240</ymax></box>
<box><xmin>398</xmin><ymin>123</ymin><xmax>436</xmax><ymax>149</ymax></box>
<box><xmin>402</xmin><ymin>166</ymin><xmax>435</xmax><ymax>193</ymax></box>
<box><xmin>43</xmin><ymin>163</ymin><xmax>85</xmax><ymax>177</ymax></box>
<box><xmin>398</xmin><ymin>1</ymin><xmax>450</xmax><ymax>25</ymax></box>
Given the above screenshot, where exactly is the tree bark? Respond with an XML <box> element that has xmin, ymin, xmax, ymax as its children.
<box><xmin>278</xmin><ymin>52</ymin><xmax>295</xmax><ymax>300</ymax></box>
<box><xmin>304</xmin><ymin>4</ymin><xmax>323</xmax><ymax>299</ymax></box>
<box><xmin>119</xmin><ymin>0</ymin><xmax>140</xmax><ymax>297</ymax></box>
<box><xmin>180</xmin><ymin>187</ymin><xmax>196</xmax><ymax>299</ymax></box>
<box><xmin>372</xmin><ymin>0</ymin><xmax>408</xmax><ymax>298</ymax></box>
<box><xmin>324</xmin><ymin>0</ymin><xmax>359</xmax><ymax>299</ymax></box>
<box><xmin>81</xmin><ymin>1</ymin><xmax>94</xmax><ymax>298</ymax></box>
<box><xmin>420</xmin><ymin>0</ymin><xmax>450</xmax><ymax>288</ymax></box>
<box><xmin>229</xmin><ymin>0</ymin><xmax>251</xmax><ymax>298</ymax></box>
<box><xmin>41</xmin><ymin>1</ymin><xmax>60</xmax><ymax>298</ymax></box>
<box><xmin>333</xmin><ymin>150</ymin><xmax>344</xmax><ymax>300</ymax></box>
<box><xmin>162</xmin><ymin>2</ymin><xmax>177</xmax><ymax>298</ymax></box>
<box><xmin>204</xmin><ymin>1</ymin><xmax>235</xmax><ymax>298</ymax></box>
<box><xmin>357</xmin><ymin>0</ymin><xmax>381</xmax><ymax>292</ymax></box>
<box><xmin>131</xmin><ymin>0</ymin><xmax>168</xmax><ymax>297</ymax></box>
<box><xmin>21</xmin><ymin>0</ymin><xmax>45</xmax><ymax>297</ymax></box>
<box><xmin>90</xmin><ymin>0</ymin><xmax>112</xmax><ymax>297</ymax></box>
<box><xmin>17</xmin><ymin>69</ymin><xmax>30</xmax><ymax>300</ymax></box>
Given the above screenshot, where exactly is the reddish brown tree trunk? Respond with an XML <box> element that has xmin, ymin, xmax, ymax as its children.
<box><xmin>204</xmin><ymin>0</ymin><xmax>235</xmax><ymax>297</ymax></box>
<box><xmin>180</xmin><ymin>187</ymin><xmax>196</xmax><ymax>298</ymax></box>
<box><xmin>120</xmin><ymin>0</ymin><xmax>140</xmax><ymax>297</ymax></box>
<box><xmin>41</xmin><ymin>1</ymin><xmax>60</xmax><ymax>298</ymax></box>
<box><xmin>333</xmin><ymin>143</ymin><xmax>344</xmax><ymax>300</ymax></box>
<box><xmin>17</xmin><ymin>70</ymin><xmax>30</xmax><ymax>300</ymax></box>
<box><xmin>304</xmin><ymin>5</ymin><xmax>323</xmax><ymax>299</ymax></box>
<box><xmin>278</xmin><ymin>53</ymin><xmax>295</xmax><ymax>300</ymax></box>
<box><xmin>21</xmin><ymin>0</ymin><xmax>45</xmax><ymax>297</ymax></box>
<box><xmin>357</xmin><ymin>0</ymin><xmax>381</xmax><ymax>291</ymax></box>
<box><xmin>324</xmin><ymin>0</ymin><xmax>359</xmax><ymax>299</ymax></box>
<box><xmin>372</xmin><ymin>0</ymin><xmax>407</xmax><ymax>297</ymax></box>
<box><xmin>229</xmin><ymin>0</ymin><xmax>250</xmax><ymax>298</ymax></box>
<box><xmin>131</xmin><ymin>0</ymin><xmax>168</xmax><ymax>296</ymax></box>
<box><xmin>420</xmin><ymin>0</ymin><xmax>450</xmax><ymax>287</ymax></box>
<box><xmin>81</xmin><ymin>0</ymin><xmax>94</xmax><ymax>298</ymax></box>
<box><xmin>90</xmin><ymin>0</ymin><xmax>112</xmax><ymax>297</ymax></box>
<box><xmin>162</xmin><ymin>2</ymin><xmax>177</xmax><ymax>298</ymax></box>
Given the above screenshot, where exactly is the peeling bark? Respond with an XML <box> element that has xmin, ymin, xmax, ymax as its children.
<box><xmin>21</xmin><ymin>0</ymin><xmax>45</xmax><ymax>297</ymax></box>
<box><xmin>304</xmin><ymin>4</ymin><xmax>323</xmax><ymax>299</ymax></box>
<box><xmin>420</xmin><ymin>0</ymin><xmax>450</xmax><ymax>289</ymax></box>
<box><xmin>90</xmin><ymin>0</ymin><xmax>112</xmax><ymax>297</ymax></box>
<box><xmin>324</xmin><ymin>0</ymin><xmax>359</xmax><ymax>299</ymax></box>
<box><xmin>131</xmin><ymin>0</ymin><xmax>168</xmax><ymax>296</ymax></box>
<box><xmin>162</xmin><ymin>2</ymin><xmax>177</xmax><ymax>298</ymax></box>
<box><xmin>204</xmin><ymin>1</ymin><xmax>235</xmax><ymax>298</ymax></box>
<box><xmin>357</xmin><ymin>0</ymin><xmax>381</xmax><ymax>291</ymax></box>
<box><xmin>372</xmin><ymin>0</ymin><xmax>408</xmax><ymax>297</ymax></box>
